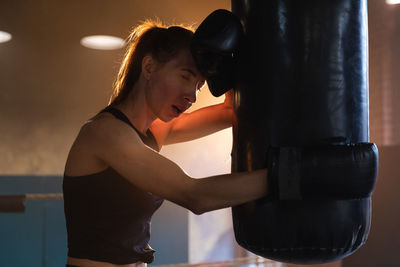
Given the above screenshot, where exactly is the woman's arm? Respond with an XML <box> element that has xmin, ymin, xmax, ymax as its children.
<box><xmin>150</xmin><ymin>90</ymin><xmax>234</xmax><ymax>146</ymax></box>
<box><xmin>88</xmin><ymin>116</ymin><xmax>267</xmax><ymax>215</ymax></box>
<box><xmin>185</xmin><ymin>169</ymin><xmax>267</xmax><ymax>214</ymax></box>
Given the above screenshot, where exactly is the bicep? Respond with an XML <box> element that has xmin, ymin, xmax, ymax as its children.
<box><xmin>92</xmin><ymin>123</ymin><xmax>195</xmax><ymax>208</ymax></box>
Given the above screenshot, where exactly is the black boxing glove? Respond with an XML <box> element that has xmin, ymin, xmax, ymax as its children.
<box><xmin>266</xmin><ymin>143</ymin><xmax>379</xmax><ymax>200</ymax></box>
<box><xmin>191</xmin><ymin>9</ymin><xmax>244</xmax><ymax>97</ymax></box>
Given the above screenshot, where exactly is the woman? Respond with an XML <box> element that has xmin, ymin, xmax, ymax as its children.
<box><xmin>63</xmin><ymin>20</ymin><xmax>268</xmax><ymax>267</ymax></box>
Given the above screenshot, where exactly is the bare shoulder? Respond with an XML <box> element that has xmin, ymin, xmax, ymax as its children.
<box><xmin>64</xmin><ymin>113</ymin><xmax>143</xmax><ymax>176</ymax></box>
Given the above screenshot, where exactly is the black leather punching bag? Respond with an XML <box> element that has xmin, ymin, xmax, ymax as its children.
<box><xmin>231</xmin><ymin>0</ymin><xmax>378</xmax><ymax>264</ymax></box>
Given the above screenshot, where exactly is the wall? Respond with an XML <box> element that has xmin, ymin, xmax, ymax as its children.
<box><xmin>342</xmin><ymin>146</ymin><xmax>400</xmax><ymax>267</ymax></box>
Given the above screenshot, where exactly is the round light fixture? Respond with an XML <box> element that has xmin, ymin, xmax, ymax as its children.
<box><xmin>80</xmin><ymin>35</ymin><xmax>125</xmax><ymax>50</ymax></box>
<box><xmin>386</xmin><ymin>0</ymin><xmax>400</xmax><ymax>4</ymax></box>
<box><xmin>0</xmin><ymin>31</ymin><xmax>12</xmax><ymax>43</ymax></box>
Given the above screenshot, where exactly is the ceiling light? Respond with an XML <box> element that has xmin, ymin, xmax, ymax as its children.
<box><xmin>0</xmin><ymin>31</ymin><xmax>12</xmax><ymax>43</ymax></box>
<box><xmin>80</xmin><ymin>35</ymin><xmax>125</xmax><ymax>50</ymax></box>
<box><xmin>386</xmin><ymin>0</ymin><xmax>400</xmax><ymax>4</ymax></box>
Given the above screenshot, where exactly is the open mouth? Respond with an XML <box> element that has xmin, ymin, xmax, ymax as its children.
<box><xmin>172</xmin><ymin>105</ymin><xmax>182</xmax><ymax>115</ymax></box>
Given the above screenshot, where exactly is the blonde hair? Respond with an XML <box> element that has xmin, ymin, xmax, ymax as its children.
<box><xmin>109</xmin><ymin>20</ymin><xmax>194</xmax><ymax>105</ymax></box>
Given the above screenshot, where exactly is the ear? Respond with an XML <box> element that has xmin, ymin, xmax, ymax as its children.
<box><xmin>142</xmin><ymin>54</ymin><xmax>156</xmax><ymax>80</ymax></box>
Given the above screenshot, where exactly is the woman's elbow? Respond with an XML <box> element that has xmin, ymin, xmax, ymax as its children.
<box><xmin>172</xmin><ymin>177</ymin><xmax>211</xmax><ymax>215</ymax></box>
<box><xmin>188</xmin><ymin>206</ymin><xmax>205</xmax><ymax>215</ymax></box>
<box><xmin>189</xmin><ymin>203</ymin><xmax>208</xmax><ymax>215</ymax></box>
<box><xmin>178</xmin><ymin>194</ymin><xmax>207</xmax><ymax>215</ymax></box>
<box><xmin>176</xmin><ymin>186</ymin><xmax>208</xmax><ymax>215</ymax></box>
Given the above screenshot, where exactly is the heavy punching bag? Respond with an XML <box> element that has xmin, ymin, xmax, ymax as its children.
<box><xmin>229</xmin><ymin>0</ymin><xmax>379</xmax><ymax>264</ymax></box>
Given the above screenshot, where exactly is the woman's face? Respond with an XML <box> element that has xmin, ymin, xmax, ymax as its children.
<box><xmin>146</xmin><ymin>49</ymin><xmax>206</xmax><ymax>122</ymax></box>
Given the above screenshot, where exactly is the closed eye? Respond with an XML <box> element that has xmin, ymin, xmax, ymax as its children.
<box><xmin>181</xmin><ymin>75</ymin><xmax>190</xmax><ymax>81</ymax></box>
<box><xmin>181</xmin><ymin>68</ymin><xmax>197</xmax><ymax>78</ymax></box>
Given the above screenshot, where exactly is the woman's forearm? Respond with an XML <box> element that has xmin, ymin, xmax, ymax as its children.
<box><xmin>165</xmin><ymin>103</ymin><xmax>234</xmax><ymax>144</ymax></box>
<box><xmin>189</xmin><ymin>169</ymin><xmax>268</xmax><ymax>214</ymax></box>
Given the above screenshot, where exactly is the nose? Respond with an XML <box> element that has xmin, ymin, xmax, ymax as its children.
<box><xmin>184</xmin><ymin>86</ymin><xmax>197</xmax><ymax>104</ymax></box>
<box><xmin>184</xmin><ymin>92</ymin><xmax>196</xmax><ymax>104</ymax></box>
